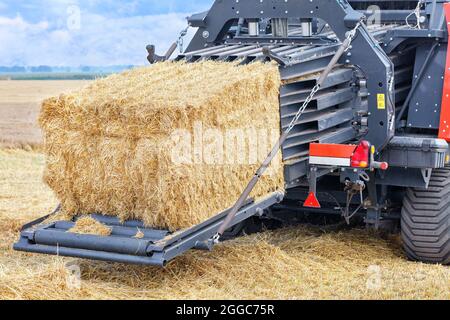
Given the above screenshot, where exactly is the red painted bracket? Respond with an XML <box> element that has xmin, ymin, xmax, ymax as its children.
<box><xmin>438</xmin><ymin>3</ymin><xmax>450</xmax><ymax>141</ymax></box>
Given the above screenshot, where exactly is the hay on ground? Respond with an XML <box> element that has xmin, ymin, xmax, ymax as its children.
<box><xmin>39</xmin><ymin>61</ymin><xmax>284</xmax><ymax>231</ymax></box>
<box><xmin>134</xmin><ymin>229</ymin><xmax>145</xmax><ymax>239</ymax></box>
<box><xmin>68</xmin><ymin>216</ymin><xmax>111</xmax><ymax>236</ymax></box>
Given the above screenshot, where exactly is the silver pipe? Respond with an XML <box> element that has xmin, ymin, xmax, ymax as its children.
<box><xmin>248</xmin><ymin>21</ymin><xmax>260</xmax><ymax>36</ymax></box>
<box><xmin>272</xmin><ymin>18</ymin><xmax>288</xmax><ymax>37</ymax></box>
<box><xmin>301</xmin><ymin>19</ymin><xmax>313</xmax><ymax>37</ymax></box>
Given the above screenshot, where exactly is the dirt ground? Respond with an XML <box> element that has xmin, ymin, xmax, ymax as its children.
<box><xmin>0</xmin><ymin>81</ymin><xmax>90</xmax><ymax>148</ymax></box>
<box><xmin>0</xmin><ymin>149</ymin><xmax>448</xmax><ymax>300</ymax></box>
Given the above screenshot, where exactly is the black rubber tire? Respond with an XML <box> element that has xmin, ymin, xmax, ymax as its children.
<box><xmin>401</xmin><ymin>167</ymin><xmax>450</xmax><ymax>265</ymax></box>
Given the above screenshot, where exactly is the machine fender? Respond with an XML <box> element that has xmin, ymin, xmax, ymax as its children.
<box><xmin>438</xmin><ymin>3</ymin><xmax>450</xmax><ymax>141</ymax></box>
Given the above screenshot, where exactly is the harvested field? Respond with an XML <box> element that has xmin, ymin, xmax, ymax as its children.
<box><xmin>0</xmin><ymin>149</ymin><xmax>448</xmax><ymax>300</ymax></box>
<box><xmin>39</xmin><ymin>61</ymin><xmax>284</xmax><ymax>231</ymax></box>
<box><xmin>0</xmin><ymin>80</ymin><xmax>90</xmax><ymax>148</ymax></box>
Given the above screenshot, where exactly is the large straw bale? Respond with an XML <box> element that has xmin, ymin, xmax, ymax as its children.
<box><xmin>40</xmin><ymin>61</ymin><xmax>281</xmax><ymax>137</ymax></box>
<box><xmin>39</xmin><ymin>61</ymin><xmax>284</xmax><ymax>231</ymax></box>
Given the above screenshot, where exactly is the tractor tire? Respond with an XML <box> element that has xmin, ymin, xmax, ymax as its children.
<box><xmin>401</xmin><ymin>167</ymin><xmax>450</xmax><ymax>265</ymax></box>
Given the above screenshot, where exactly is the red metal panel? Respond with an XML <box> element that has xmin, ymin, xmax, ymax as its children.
<box><xmin>439</xmin><ymin>3</ymin><xmax>450</xmax><ymax>141</ymax></box>
<box><xmin>310</xmin><ymin>143</ymin><xmax>357</xmax><ymax>159</ymax></box>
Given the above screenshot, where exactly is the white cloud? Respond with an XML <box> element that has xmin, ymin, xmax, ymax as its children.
<box><xmin>0</xmin><ymin>15</ymin><xmax>48</xmax><ymax>30</ymax></box>
<box><xmin>0</xmin><ymin>11</ymin><xmax>193</xmax><ymax>66</ymax></box>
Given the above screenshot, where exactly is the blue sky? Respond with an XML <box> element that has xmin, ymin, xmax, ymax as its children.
<box><xmin>0</xmin><ymin>1</ymin><xmax>212</xmax><ymax>66</ymax></box>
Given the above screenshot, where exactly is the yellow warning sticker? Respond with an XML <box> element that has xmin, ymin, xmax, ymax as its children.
<box><xmin>377</xmin><ymin>94</ymin><xmax>386</xmax><ymax>110</ymax></box>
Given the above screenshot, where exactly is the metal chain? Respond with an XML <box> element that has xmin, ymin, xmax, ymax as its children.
<box><xmin>212</xmin><ymin>21</ymin><xmax>362</xmax><ymax>244</ymax></box>
<box><xmin>177</xmin><ymin>26</ymin><xmax>190</xmax><ymax>53</ymax></box>
<box><xmin>285</xmin><ymin>84</ymin><xmax>321</xmax><ymax>134</ymax></box>
<box><xmin>285</xmin><ymin>22</ymin><xmax>361</xmax><ymax>136</ymax></box>
<box><xmin>406</xmin><ymin>0</ymin><xmax>424</xmax><ymax>29</ymax></box>
<box><xmin>344</xmin><ymin>21</ymin><xmax>361</xmax><ymax>51</ymax></box>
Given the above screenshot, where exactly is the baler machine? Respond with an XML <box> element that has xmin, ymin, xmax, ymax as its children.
<box><xmin>15</xmin><ymin>0</ymin><xmax>450</xmax><ymax>265</ymax></box>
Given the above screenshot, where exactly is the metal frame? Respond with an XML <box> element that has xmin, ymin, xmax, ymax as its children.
<box><xmin>186</xmin><ymin>0</ymin><xmax>395</xmax><ymax>151</ymax></box>
<box><xmin>14</xmin><ymin>192</ymin><xmax>284</xmax><ymax>266</ymax></box>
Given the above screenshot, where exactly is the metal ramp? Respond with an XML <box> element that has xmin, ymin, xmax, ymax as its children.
<box><xmin>14</xmin><ymin>192</ymin><xmax>284</xmax><ymax>266</ymax></box>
